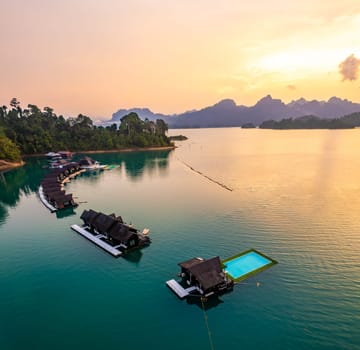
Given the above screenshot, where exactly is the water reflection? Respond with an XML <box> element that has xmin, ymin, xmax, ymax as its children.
<box><xmin>0</xmin><ymin>159</ymin><xmax>47</xmax><ymax>207</ymax></box>
<box><xmin>55</xmin><ymin>207</ymin><xmax>76</xmax><ymax>219</ymax></box>
<box><xmin>0</xmin><ymin>150</ymin><xmax>172</xmax><ymax>225</ymax></box>
<box><xmin>186</xmin><ymin>295</ymin><xmax>224</xmax><ymax>310</ymax></box>
<box><xmin>74</xmin><ymin>150</ymin><xmax>172</xmax><ymax>181</ymax></box>
<box><xmin>122</xmin><ymin>249</ymin><xmax>143</xmax><ymax>264</ymax></box>
<box><xmin>0</xmin><ymin>203</ymin><xmax>8</xmax><ymax>226</ymax></box>
<box><xmin>0</xmin><ymin>158</ymin><xmax>48</xmax><ymax>224</ymax></box>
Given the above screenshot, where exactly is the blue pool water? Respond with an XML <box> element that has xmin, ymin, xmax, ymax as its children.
<box><xmin>224</xmin><ymin>251</ymin><xmax>272</xmax><ymax>280</ymax></box>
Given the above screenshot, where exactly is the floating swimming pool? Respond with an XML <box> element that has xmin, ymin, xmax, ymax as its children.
<box><xmin>222</xmin><ymin>249</ymin><xmax>277</xmax><ymax>282</ymax></box>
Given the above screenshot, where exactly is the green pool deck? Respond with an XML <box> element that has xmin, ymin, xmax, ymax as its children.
<box><xmin>222</xmin><ymin>249</ymin><xmax>277</xmax><ymax>283</ymax></box>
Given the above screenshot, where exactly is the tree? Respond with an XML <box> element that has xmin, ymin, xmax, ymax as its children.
<box><xmin>0</xmin><ymin>133</ymin><xmax>21</xmax><ymax>161</ymax></box>
<box><xmin>10</xmin><ymin>98</ymin><xmax>20</xmax><ymax>109</ymax></box>
<box><xmin>155</xmin><ymin>119</ymin><xmax>168</xmax><ymax>135</ymax></box>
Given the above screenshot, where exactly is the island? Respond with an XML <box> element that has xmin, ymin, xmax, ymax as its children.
<box><xmin>241</xmin><ymin>123</ymin><xmax>256</xmax><ymax>128</ymax></box>
<box><xmin>259</xmin><ymin>113</ymin><xmax>360</xmax><ymax>129</ymax></box>
<box><xmin>169</xmin><ymin>135</ymin><xmax>188</xmax><ymax>141</ymax></box>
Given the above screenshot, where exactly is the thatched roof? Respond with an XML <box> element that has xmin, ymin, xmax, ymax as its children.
<box><xmin>80</xmin><ymin>209</ymin><xmax>100</xmax><ymax>226</ymax></box>
<box><xmin>185</xmin><ymin>256</ymin><xmax>225</xmax><ymax>291</ymax></box>
<box><xmin>179</xmin><ymin>257</ymin><xmax>205</xmax><ymax>269</ymax></box>
<box><xmin>91</xmin><ymin>212</ymin><xmax>117</xmax><ymax>234</ymax></box>
<box><xmin>108</xmin><ymin>222</ymin><xmax>138</xmax><ymax>243</ymax></box>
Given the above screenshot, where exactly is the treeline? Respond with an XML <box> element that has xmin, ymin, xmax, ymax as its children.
<box><xmin>0</xmin><ymin>98</ymin><xmax>172</xmax><ymax>158</ymax></box>
<box><xmin>259</xmin><ymin>113</ymin><xmax>360</xmax><ymax>129</ymax></box>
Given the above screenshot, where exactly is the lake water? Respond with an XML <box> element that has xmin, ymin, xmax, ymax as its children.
<box><xmin>0</xmin><ymin>128</ymin><xmax>359</xmax><ymax>350</ymax></box>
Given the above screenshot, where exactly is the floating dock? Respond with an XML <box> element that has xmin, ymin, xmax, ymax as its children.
<box><xmin>38</xmin><ymin>186</ymin><xmax>57</xmax><ymax>212</ymax></box>
<box><xmin>71</xmin><ymin>224</ymin><xmax>123</xmax><ymax>257</ymax></box>
<box><xmin>166</xmin><ymin>279</ymin><xmax>198</xmax><ymax>299</ymax></box>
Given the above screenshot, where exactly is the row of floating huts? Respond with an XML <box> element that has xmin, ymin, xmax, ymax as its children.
<box><xmin>38</xmin><ymin>160</ymin><xmax>151</xmax><ymax>258</ymax></box>
<box><xmin>39</xmin><ymin>162</ymin><xmax>83</xmax><ymax>212</ymax></box>
<box><xmin>71</xmin><ymin>209</ymin><xmax>151</xmax><ymax>257</ymax></box>
<box><xmin>38</xmin><ymin>156</ymin><xmax>277</xmax><ymax>303</ymax></box>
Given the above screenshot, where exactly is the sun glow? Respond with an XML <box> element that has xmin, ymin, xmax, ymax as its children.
<box><xmin>255</xmin><ymin>49</ymin><xmax>357</xmax><ymax>75</ymax></box>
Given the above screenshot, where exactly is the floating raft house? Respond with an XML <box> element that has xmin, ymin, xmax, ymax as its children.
<box><xmin>71</xmin><ymin>209</ymin><xmax>151</xmax><ymax>257</ymax></box>
<box><xmin>166</xmin><ymin>249</ymin><xmax>277</xmax><ymax>300</ymax></box>
<box><xmin>38</xmin><ymin>162</ymin><xmax>84</xmax><ymax>212</ymax></box>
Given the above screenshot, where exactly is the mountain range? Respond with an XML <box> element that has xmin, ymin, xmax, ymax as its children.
<box><xmin>102</xmin><ymin>96</ymin><xmax>360</xmax><ymax>128</ymax></box>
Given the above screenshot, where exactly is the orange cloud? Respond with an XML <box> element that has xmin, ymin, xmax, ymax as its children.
<box><xmin>339</xmin><ymin>54</ymin><xmax>360</xmax><ymax>81</ymax></box>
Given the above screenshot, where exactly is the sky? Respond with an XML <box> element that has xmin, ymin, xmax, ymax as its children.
<box><xmin>1</xmin><ymin>0</ymin><xmax>360</xmax><ymax>119</ymax></box>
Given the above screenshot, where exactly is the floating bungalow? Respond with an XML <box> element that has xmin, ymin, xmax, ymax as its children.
<box><xmin>38</xmin><ymin>162</ymin><xmax>84</xmax><ymax>212</ymax></box>
<box><xmin>58</xmin><ymin>151</ymin><xmax>73</xmax><ymax>159</ymax></box>
<box><xmin>166</xmin><ymin>249</ymin><xmax>277</xmax><ymax>300</ymax></box>
<box><xmin>167</xmin><ymin>257</ymin><xmax>234</xmax><ymax>299</ymax></box>
<box><xmin>78</xmin><ymin>157</ymin><xmax>106</xmax><ymax>171</ymax></box>
<box><xmin>71</xmin><ymin>209</ymin><xmax>151</xmax><ymax>257</ymax></box>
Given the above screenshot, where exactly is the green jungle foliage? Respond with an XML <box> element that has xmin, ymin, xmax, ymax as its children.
<box><xmin>0</xmin><ymin>129</ymin><xmax>21</xmax><ymax>161</ymax></box>
<box><xmin>259</xmin><ymin>113</ymin><xmax>360</xmax><ymax>129</ymax></box>
<box><xmin>0</xmin><ymin>98</ymin><xmax>172</xmax><ymax>155</ymax></box>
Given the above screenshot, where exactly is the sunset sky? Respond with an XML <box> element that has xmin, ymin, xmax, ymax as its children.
<box><xmin>1</xmin><ymin>0</ymin><xmax>360</xmax><ymax>119</ymax></box>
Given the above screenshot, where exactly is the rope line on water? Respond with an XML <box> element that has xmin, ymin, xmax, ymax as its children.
<box><xmin>201</xmin><ymin>297</ymin><xmax>215</xmax><ymax>350</ymax></box>
<box><xmin>176</xmin><ymin>156</ymin><xmax>233</xmax><ymax>192</ymax></box>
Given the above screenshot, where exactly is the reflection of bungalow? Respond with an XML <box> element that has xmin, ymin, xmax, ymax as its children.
<box><xmin>72</xmin><ymin>209</ymin><xmax>151</xmax><ymax>257</ymax></box>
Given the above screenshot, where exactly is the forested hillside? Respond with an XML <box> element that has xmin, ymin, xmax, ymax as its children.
<box><xmin>0</xmin><ymin>99</ymin><xmax>171</xmax><ymax>155</ymax></box>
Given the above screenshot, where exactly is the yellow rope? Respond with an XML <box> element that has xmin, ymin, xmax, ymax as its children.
<box><xmin>201</xmin><ymin>297</ymin><xmax>215</xmax><ymax>350</ymax></box>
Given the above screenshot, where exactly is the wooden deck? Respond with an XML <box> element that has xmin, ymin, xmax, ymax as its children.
<box><xmin>71</xmin><ymin>224</ymin><xmax>123</xmax><ymax>257</ymax></box>
<box><xmin>166</xmin><ymin>279</ymin><xmax>197</xmax><ymax>299</ymax></box>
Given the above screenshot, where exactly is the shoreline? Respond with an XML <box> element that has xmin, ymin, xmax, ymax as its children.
<box><xmin>1</xmin><ymin>146</ymin><xmax>175</xmax><ymax>172</ymax></box>
<box><xmin>0</xmin><ymin>160</ymin><xmax>25</xmax><ymax>173</ymax></box>
<box><xmin>22</xmin><ymin>145</ymin><xmax>176</xmax><ymax>158</ymax></box>
<box><xmin>76</xmin><ymin>145</ymin><xmax>176</xmax><ymax>155</ymax></box>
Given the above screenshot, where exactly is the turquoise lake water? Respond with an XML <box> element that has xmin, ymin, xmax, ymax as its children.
<box><xmin>1</xmin><ymin>128</ymin><xmax>360</xmax><ymax>349</ymax></box>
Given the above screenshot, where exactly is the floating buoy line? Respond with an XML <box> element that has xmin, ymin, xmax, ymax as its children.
<box><xmin>176</xmin><ymin>156</ymin><xmax>233</xmax><ymax>192</ymax></box>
